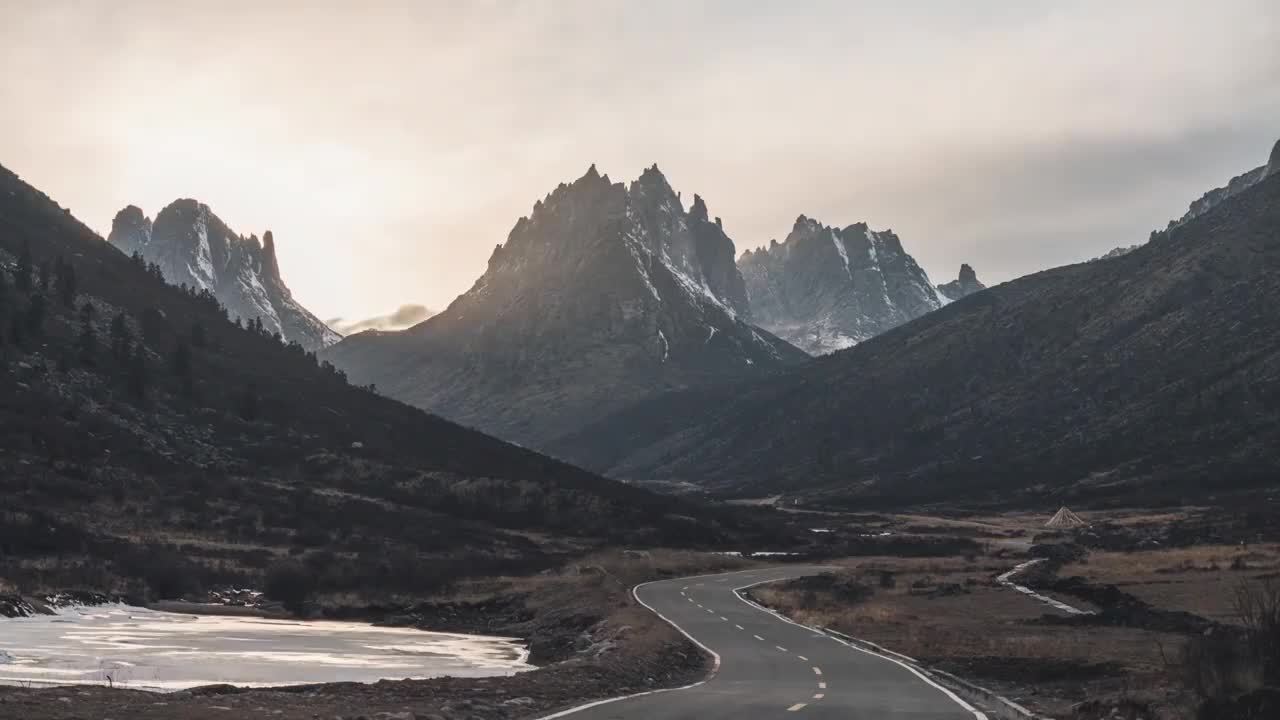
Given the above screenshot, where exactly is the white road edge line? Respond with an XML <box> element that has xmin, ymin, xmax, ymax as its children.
<box><xmin>776</xmin><ymin>646</ymin><xmax>788</xmax><ymax>652</ymax></box>
<box><xmin>813</xmin><ymin>693</ymin><xmax>825</xmax><ymax>700</ymax></box>
<box><xmin>733</xmin><ymin>576</ymin><xmax>988</xmax><ymax>720</ymax></box>
<box><xmin>798</xmin><ymin>655</ymin><xmax>808</xmax><ymax>661</ymax></box>
<box><xmin>753</xmin><ymin>634</ymin><xmax>765</xmax><ymax>641</ymax></box>
<box><xmin>735</xmin><ymin>624</ymin><xmax>744</xmax><ymax>630</ymax></box>
<box><xmin>532</xmin><ymin>567</ymin><xmax>769</xmax><ymax>720</ymax></box>
<box><xmin>818</xmin><ymin>681</ymin><xmax>826</xmax><ymax>689</ymax></box>
<box><xmin>812</xmin><ymin>666</ymin><xmax>822</xmax><ymax>676</ymax></box>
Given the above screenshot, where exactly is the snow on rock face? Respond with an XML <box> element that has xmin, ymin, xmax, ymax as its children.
<box><xmin>739</xmin><ymin>216</ymin><xmax>951</xmax><ymax>355</ymax></box>
<box><xmin>107</xmin><ymin>206</ymin><xmax>151</xmax><ymax>257</ymax></box>
<box><xmin>321</xmin><ymin>164</ymin><xmax>806</xmax><ymax>450</ymax></box>
<box><xmin>107</xmin><ymin>200</ymin><xmax>339</xmax><ymax>351</ymax></box>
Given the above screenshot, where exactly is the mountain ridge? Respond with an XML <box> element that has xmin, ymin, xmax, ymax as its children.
<box><xmin>108</xmin><ymin>200</ymin><xmax>339</xmax><ymax>351</ymax></box>
<box><xmin>323</xmin><ymin>165</ymin><xmax>807</xmax><ymax>449</ymax></box>
<box><xmin>737</xmin><ymin>216</ymin><xmax>971</xmax><ymax>354</ymax></box>
<box><xmin>561</xmin><ymin>165</ymin><xmax>1280</xmax><ymax>507</ymax></box>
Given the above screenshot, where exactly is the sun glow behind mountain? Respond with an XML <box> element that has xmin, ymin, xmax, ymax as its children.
<box><xmin>1</xmin><ymin>0</ymin><xmax>1277</xmax><ymax>324</ymax></box>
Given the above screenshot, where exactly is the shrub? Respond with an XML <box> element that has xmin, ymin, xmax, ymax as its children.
<box><xmin>1184</xmin><ymin>578</ymin><xmax>1280</xmax><ymax>700</ymax></box>
<box><xmin>264</xmin><ymin>560</ymin><xmax>318</xmax><ymax>614</ymax></box>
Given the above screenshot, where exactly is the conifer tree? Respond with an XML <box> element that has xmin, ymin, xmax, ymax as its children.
<box><xmin>127</xmin><ymin>347</ymin><xmax>148</xmax><ymax>399</ymax></box>
<box><xmin>55</xmin><ymin>257</ymin><xmax>77</xmax><ymax>307</ymax></box>
<box><xmin>110</xmin><ymin>311</ymin><xmax>131</xmax><ymax>360</ymax></box>
<box><xmin>16</xmin><ymin>241</ymin><xmax>32</xmax><ymax>293</ymax></box>
<box><xmin>25</xmin><ymin>294</ymin><xmax>46</xmax><ymax>336</ymax></box>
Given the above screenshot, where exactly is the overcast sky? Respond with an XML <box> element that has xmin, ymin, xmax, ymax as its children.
<box><xmin>1</xmin><ymin>1</ymin><xmax>1277</xmax><ymax>323</ymax></box>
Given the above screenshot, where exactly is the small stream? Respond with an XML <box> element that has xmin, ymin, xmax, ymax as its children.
<box><xmin>0</xmin><ymin>604</ymin><xmax>530</xmax><ymax>691</ymax></box>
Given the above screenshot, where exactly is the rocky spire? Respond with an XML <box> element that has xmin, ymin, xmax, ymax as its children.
<box><xmin>937</xmin><ymin>263</ymin><xmax>985</xmax><ymax>301</ymax></box>
<box><xmin>690</xmin><ymin>194</ymin><xmax>709</xmax><ymax>223</ymax></box>
<box><xmin>108</xmin><ymin>205</ymin><xmax>152</xmax><ymax>256</ymax></box>
<box><xmin>261</xmin><ymin>230</ymin><xmax>280</xmax><ymax>280</ymax></box>
<box><xmin>1266</xmin><ymin>137</ymin><xmax>1280</xmax><ymax>179</ymax></box>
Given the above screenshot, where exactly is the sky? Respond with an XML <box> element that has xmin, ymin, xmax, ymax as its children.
<box><xmin>1</xmin><ymin>1</ymin><xmax>1278</xmax><ymax>325</ymax></box>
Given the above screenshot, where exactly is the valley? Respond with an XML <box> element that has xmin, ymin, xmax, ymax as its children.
<box><xmin>2</xmin><ymin>6</ymin><xmax>1278</xmax><ymax>716</ymax></box>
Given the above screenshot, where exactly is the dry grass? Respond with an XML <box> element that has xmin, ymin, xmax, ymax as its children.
<box><xmin>748</xmin><ymin>549</ymin><xmax>1198</xmax><ymax>719</ymax></box>
<box><xmin>1062</xmin><ymin>544</ymin><xmax>1280</xmax><ymax>621</ymax></box>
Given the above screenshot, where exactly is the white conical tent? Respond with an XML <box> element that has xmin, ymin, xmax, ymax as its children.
<box><xmin>1045</xmin><ymin>507</ymin><xmax>1086</xmax><ymax>528</ymax></box>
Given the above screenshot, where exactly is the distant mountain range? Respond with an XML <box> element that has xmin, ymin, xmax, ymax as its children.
<box><xmin>108</xmin><ymin>201</ymin><xmax>339</xmax><ymax>351</ymax></box>
<box><xmin>558</xmin><ymin>139</ymin><xmax>1280</xmax><ymax>507</ymax></box>
<box><xmin>737</xmin><ymin>217</ymin><xmax>982</xmax><ymax>354</ymax></box>
<box><xmin>323</xmin><ymin>165</ymin><xmax>808</xmax><ymax>449</ymax></box>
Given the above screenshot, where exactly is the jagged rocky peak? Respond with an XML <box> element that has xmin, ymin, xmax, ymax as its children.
<box><xmin>498</xmin><ymin>162</ymin><xmax>750</xmax><ymax>319</ymax></box>
<box><xmin>322</xmin><ymin>163</ymin><xmax>805</xmax><ymax>450</ymax></box>
<box><xmin>107</xmin><ymin>200</ymin><xmax>339</xmax><ymax>351</ymax></box>
<box><xmin>936</xmin><ymin>263</ymin><xmax>985</xmax><ymax>301</ymax></box>
<box><xmin>261</xmin><ymin>230</ymin><xmax>280</xmax><ymax>278</ymax></box>
<box><xmin>1163</xmin><ymin>135</ymin><xmax>1280</xmax><ymax>232</ymax></box>
<box><xmin>739</xmin><ymin>215</ymin><xmax>947</xmax><ymax>355</ymax></box>
<box><xmin>107</xmin><ymin>205</ymin><xmax>152</xmax><ymax>256</ymax></box>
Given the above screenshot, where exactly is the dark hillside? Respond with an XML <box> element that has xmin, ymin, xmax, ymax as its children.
<box><xmin>0</xmin><ymin>162</ymin><xmax>770</xmax><ymax>601</ymax></box>
<box><xmin>561</xmin><ymin>172</ymin><xmax>1280</xmax><ymax>508</ymax></box>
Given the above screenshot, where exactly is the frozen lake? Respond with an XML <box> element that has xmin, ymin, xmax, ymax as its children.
<box><xmin>0</xmin><ymin>604</ymin><xmax>530</xmax><ymax>691</ymax></box>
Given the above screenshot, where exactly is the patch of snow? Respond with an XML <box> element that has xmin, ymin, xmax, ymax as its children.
<box><xmin>705</xmin><ymin>326</ymin><xmax>717</xmax><ymax>344</ymax></box>
<box><xmin>864</xmin><ymin>227</ymin><xmax>880</xmax><ymax>264</ymax></box>
<box><xmin>831</xmin><ymin>229</ymin><xmax>851</xmax><ymax>279</ymax></box>
<box><xmin>713</xmin><ymin>551</ymin><xmax>800</xmax><ymax>557</ymax></box>
<box><xmin>621</xmin><ymin>214</ymin><xmax>661</xmax><ymax>302</ymax></box>
<box><xmin>662</xmin><ymin>251</ymin><xmax>737</xmax><ymax>320</ymax></box>
<box><xmin>191</xmin><ymin>215</ymin><xmax>215</xmax><ymax>290</ymax></box>
<box><xmin>657</xmin><ymin>329</ymin><xmax>669</xmax><ymax>363</ymax></box>
<box><xmin>236</xmin><ymin>268</ymin><xmax>282</xmax><ymax>334</ymax></box>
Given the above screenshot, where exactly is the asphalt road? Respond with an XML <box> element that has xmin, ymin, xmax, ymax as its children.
<box><xmin>543</xmin><ymin>566</ymin><xmax>982</xmax><ymax>720</ymax></box>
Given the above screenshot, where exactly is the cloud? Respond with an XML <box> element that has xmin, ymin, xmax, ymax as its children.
<box><xmin>327</xmin><ymin>304</ymin><xmax>435</xmax><ymax>336</ymax></box>
<box><xmin>1</xmin><ymin>0</ymin><xmax>1277</xmax><ymax>320</ymax></box>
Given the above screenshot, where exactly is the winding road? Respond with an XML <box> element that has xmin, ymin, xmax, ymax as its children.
<box><xmin>542</xmin><ymin>566</ymin><xmax>982</xmax><ymax>720</ymax></box>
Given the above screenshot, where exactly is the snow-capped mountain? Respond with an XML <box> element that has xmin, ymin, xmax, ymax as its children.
<box><xmin>322</xmin><ymin>164</ymin><xmax>807</xmax><ymax>449</ymax></box>
<box><xmin>738</xmin><ymin>216</ymin><xmax>968</xmax><ymax>355</ymax></box>
<box><xmin>936</xmin><ymin>263</ymin><xmax>986</xmax><ymax>301</ymax></box>
<box><xmin>107</xmin><ymin>200</ymin><xmax>339</xmax><ymax>351</ymax></box>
